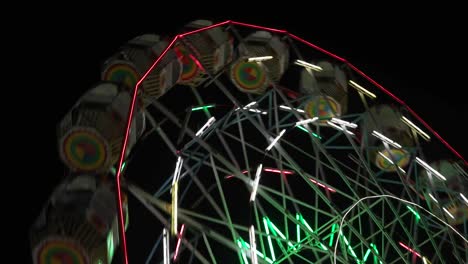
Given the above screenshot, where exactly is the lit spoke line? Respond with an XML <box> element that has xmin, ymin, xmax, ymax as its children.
<box><xmin>349</xmin><ymin>80</ymin><xmax>377</xmax><ymax>99</ymax></box>
<box><xmin>128</xmin><ymin>184</ymin><xmax>211</xmax><ymax>264</ymax></box>
<box><xmin>415</xmin><ymin>157</ymin><xmax>447</xmax><ymax>181</ymax></box>
<box><xmin>401</xmin><ymin>116</ymin><xmax>431</xmax><ymax>141</ymax></box>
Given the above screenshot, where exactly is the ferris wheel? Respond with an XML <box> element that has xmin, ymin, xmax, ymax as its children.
<box><xmin>30</xmin><ymin>19</ymin><xmax>468</xmax><ymax>264</ymax></box>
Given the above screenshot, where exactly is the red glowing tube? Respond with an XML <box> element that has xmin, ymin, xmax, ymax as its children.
<box><xmin>287</xmin><ymin>33</ymin><xmax>346</xmax><ymax>62</ymax></box>
<box><xmin>179</xmin><ymin>20</ymin><xmax>231</xmax><ymax>38</ymax></box>
<box><xmin>263</xmin><ymin>167</ymin><xmax>295</xmax><ymax>175</ymax></box>
<box><xmin>231</xmin><ymin>21</ymin><xmax>287</xmax><ymax>34</ymax></box>
<box><xmin>309</xmin><ymin>178</ymin><xmax>336</xmax><ymax>193</ymax></box>
<box><xmin>173</xmin><ymin>224</ymin><xmax>186</xmax><ymax>261</ymax></box>
<box><xmin>399</xmin><ymin>241</ymin><xmax>422</xmax><ymax>258</ymax></box>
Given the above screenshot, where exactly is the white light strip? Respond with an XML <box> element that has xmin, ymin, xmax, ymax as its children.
<box><xmin>195</xmin><ymin>117</ymin><xmax>216</xmax><ymax>136</ymax></box>
<box><xmin>327</xmin><ymin>121</ymin><xmax>355</xmax><ymax>136</ymax></box>
<box><xmin>442</xmin><ymin>207</ymin><xmax>455</xmax><ymax>219</ymax></box>
<box><xmin>172</xmin><ymin>156</ymin><xmax>183</xmax><ymax>185</ymax></box>
<box><xmin>415</xmin><ymin>157</ymin><xmax>447</xmax><ymax>181</ymax></box>
<box><xmin>401</xmin><ymin>116</ymin><xmax>431</xmax><ymax>141</ymax></box>
<box><xmin>460</xmin><ymin>193</ymin><xmax>468</xmax><ymax>206</ymax></box>
<box><xmin>330</xmin><ymin>117</ymin><xmax>358</xmax><ymax>128</ymax></box>
<box><xmin>378</xmin><ymin>151</ymin><xmax>394</xmax><ymax>165</ymax></box>
<box><xmin>377</xmin><ymin>151</ymin><xmax>406</xmax><ymax>173</ymax></box>
<box><xmin>248</xmin><ymin>55</ymin><xmax>273</xmax><ymax>62</ymax></box>
<box><xmin>294</xmin><ymin>59</ymin><xmax>323</xmax><ymax>72</ymax></box>
<box><xmin>266</xmin><ymin>129</ymin><xmax>287</xmax><ymax>151</ymax></box>
<box><xmin>349</xmin><ymin>80</ymin><xmax>377</xmax><ymax>99</ymax></box>
<box><xmin>163</xmin><ymin>228</ymin><xmax>170</xmax><ymax>264</ymax></box>
<box><xmin>428</xmin><ymin>193</ymin><xmax>439</xmax><ymax>204</ymax></box>
<box><xmin>279</xmin><ymin>105</ymin><xmax>305</xmax><ymax>113</ymax></box>
<box><xmin>422</xmin><ymin>256</ymin><xmax>429</xmax><ymax>264</ymax></box>
<box><xmin>250</xmin><ymin>164</ymin><xmax>263</xmax><ymax>202</ymax></box>
<box><xmin>244</xmin><ymin>101</ymin><xmax>257</xmax><ymax>109</ymax></box>
<box><xmin>295</xmin><ymin>117</ymin><xmax>318</xmax><ymax>127</ymax></box>
<box><xmin>249</xmin><ymin>225</ymin><xmax>258</xmax><ymax>264</ymax></box>
<box><xmin>372</xmin><ymin>130</ymin><xmax>402</xmax><ymax>149</ymax></box>
<box><xmin>248</xmin><ymin>108</ymin><xmax>268</xmax><ymax>115</ymax></box>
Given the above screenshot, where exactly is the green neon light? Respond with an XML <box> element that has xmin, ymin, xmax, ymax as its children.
<box><xmin>191</xmin><ymin>104</ymin><xmax>215</xmax><ymax>111</ymax></box>
<box><xmin>298</xmin><ymin>214</ymin><xmax>327</xmax><ymax>250</ymax></box>
<box><xmin>329</xmin><ymin>223</ymin><xmax>338</xmax><ymax>247</ymax></box>
<box><xmin>406</xmin><ymin>206</ymin><xmax>421</xmax><ymax>221</ymax></box>
<box><xmin>370</xmin><ymin>243</ymin><xmax>383</xmax><ymax>264</ymax></box>
<box><xmin>263</xmin><ymin>218</ymin><xmax>276</xmax><ymax>261</ymax></box>
<box><xmin>297</xmin><ymin>125</ymin><xmax>322</xmax><ymax>139</ymax></box>
<box><xmin>296</xmin><ymin>213</ymin><xmax>301</xmax><ymax>243</ymax></box>
<box><xmin>363</xmin><ymin>248</ymin><xmax>372</xmax><ymax>262</ymax></box>
<box><xmin>237</xmin><ymin>240</ymin><xmax>249</xmax><ymax>264</ymax></box>
<box><xmin>267</xmin><ymin>218</ymin><xmax>296</xmax><ymax>249</ymax></box>
<box><xmin>261</xmin><ymin>215</ymin><xmax>386</xmax><ymax>263</ymax></box>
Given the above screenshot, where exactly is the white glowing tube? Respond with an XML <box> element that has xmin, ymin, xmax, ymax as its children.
<box><xmin>249</xmin><ymin>225</ymin><xmax>258</xmax><ymax>264</ymax></box>
<box><xmin>196</xmin><ymin>117</ymin><xmax>216</xmax><ymax>136</ymax></box>
<box><xmin>250</xmin><ymin>164</ymin><xmax>263</xmax><ymax>202</ymax></box>
<box><xmin>377</xmin><ymin>151</ymin><xmax>406</xmax><ymax>173</ymax></box>
<box><xmin>349</xmin><ymin>80</ymin><xmax>377</xmax><ymax>99</ymax></box>
<box><xmin>295</xmin><ymin>117</ymin><xmax>318</xmax><ymax>126</ymax></box>
<box><xmin>248</xmin><ymin>108</ymin><xmax>268</xmax><ymax>115</ymax></box>
<box><xmin>266</xmin><ymin>129</ymin><xmax>287</xmax><ymax>151</ymax></box>
<box><xmin>422</xmin><ymin>256</ymin><xmax>430</xmax><ymax>264</ymax></box>
<box><xmin>428</xmin><ymin>193</ymin><xmax>439</xmax><ymax>204</ymax></box>
<box><xmin>330</xmin><ymin>117</ymin><xmax>358</xmax><ymax>128</ymax></box>
<box><xmin>279</xmin><ymin>105</ymin><xmax>305</xmax><ymax>113</ymax></box>
<box><xmin>327</xmin><ymin>121</ymin><xmax>355</xmax><ymax>136</ymax></box>
<box><xmin>415</xmin><ymin>157</ymin><xmax>447</xmax><ymax>181</ymax></box>
<box><xmin>244</xmin><ymin>101</ymin><xmax>257</xmax><ymax>109</ymax></box>
<box><xmin>172</xmin><ymin>156</ymin><xmax>183</xmax><ymax>186</ymax></box>
<box><xmin>294</xmin><ymin>59</ymin><xmax>323</xmax><ymax>72</ymax></box>
<box><xmin>401</xmin><ymin>116</ymin><xmax>431</xmax><ymax>141</ymax></box>
<box><xmin>163</xmin><ymin>228</ymin><xmax>170</xmax><ymax>264</ymax></box>
<box><xmin>460</xmin><ymin>193</ymin><xmax>468</xmax><ymax>206</ymax></box>
<box><xmin>248</xmin><ymin>56</ymin><xmax>273</xmax><ymax>62</ymax></box>
<box><xmin>371</xmin><ymin>130</ymin><xmax>402</xmax><ymax>149</ymax></box>
<box><xmin>442</xmin><ymin>207</ymin><xmax>455</xmax><ymax>219</ymax></box>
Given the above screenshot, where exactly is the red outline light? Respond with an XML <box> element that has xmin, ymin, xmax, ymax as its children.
<box><xmin>114</xmin><ymin>35</ymin><xmax>180</xmax><ymax>264</ymax></box>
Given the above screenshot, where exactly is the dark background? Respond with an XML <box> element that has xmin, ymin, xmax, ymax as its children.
<box><xmin>21</xmin><ymin>4</ymin><xmax>467</xmax><ymax>263</ymax></box>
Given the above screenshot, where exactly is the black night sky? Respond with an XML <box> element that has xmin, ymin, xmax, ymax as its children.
<box><xmin>23</xmin><ymin>5</ymin><xmax>467</xmax><ymax>264</ymax></box>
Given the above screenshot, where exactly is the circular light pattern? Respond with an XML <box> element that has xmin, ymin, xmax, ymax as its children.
<box><xmin>60</xmin><ymin>128</ymin><xmax>109</xmax><ymax>172</ymax></box>
<box><xmin>304</xmin><ymin>96</ymin><xmax>341</xmax><ymax>125</ymax></box>
<box><xmin>102</xmin><ymin>60</ymin><xmax>139</xmax><ymax>90</ymax></box>
<box><xmin>375</xmin><ymin>148</ymin><xmax>411</xmax><ymax>172</ymax></box>
<box><xmin>34</xmin><ymin>237</ymin><xmax>89</xmax><ymax>264</ymax></box>
<box><xmin>231</xmin><ymin>60</ymin><xmax>267</xmax><ymax>93</ymax></box>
